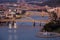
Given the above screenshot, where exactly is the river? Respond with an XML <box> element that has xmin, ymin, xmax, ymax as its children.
<box><xmin>0</xmin><ymin>16</ymin><xmax>60</xmax><ymax>40</ymax></box>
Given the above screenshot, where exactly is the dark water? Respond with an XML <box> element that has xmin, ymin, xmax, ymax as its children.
<box><xmin>0</xmin><ymin>16</ymin><xmax>60</xmax><ymax>40</ymax></box>
<box><xmin>0</xmin><ymin>22</ymin><xmax>60</xmax><ymax>40</ymax></box>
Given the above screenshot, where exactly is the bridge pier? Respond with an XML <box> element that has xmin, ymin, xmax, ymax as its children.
<box><xmin>9</xmin><ymin>21</ymin><xmax>17</xmax><ymax>29</ymax></box>
<box><xmin>14</xmin><ymin>22</ymin><xmax>17</xmax><ymax>29</ymax></box>
<box><xmin>39</xmin><ymin>23</ymin><xmax>41</xmax><ymax>26</ymax></box>
<box><xmin>33</xmin><ymin>21</ymin><xmax>35</xmax><ymax>27</ymax></box>
<box><xmin>9</xmin><ymin>22</ymin><xmax>12</xmax><ymax>29</ymax></box>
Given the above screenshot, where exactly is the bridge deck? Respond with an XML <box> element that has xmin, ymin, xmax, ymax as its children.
<box><xmin>0</xmin><ymin>19</ymin><xmax>50</xmax><ymax>23</ymax></box>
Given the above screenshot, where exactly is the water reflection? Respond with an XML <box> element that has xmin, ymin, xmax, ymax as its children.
<box><xmin>8</xmin><ymin>35</ymin><xmax>12</xmax><ymax>40</ymax></box>
<box><xmin>8</xmin><ymin>23</ymin><xmax>18</xmax><ymax>40</ymax></box>
<box><xmin>8</xmin><ymin>29</ymin><xmax>18</xmax><ymax>40</ymax></box>
<box><xmin>0</xmin><ymin>22</ymin><xmax>60</xmax><ymax>40</ymax></box>
<box><xmin>14</xmin><ymin>34</ymin><xmax>18</xmax><ymax>40</ymax></box>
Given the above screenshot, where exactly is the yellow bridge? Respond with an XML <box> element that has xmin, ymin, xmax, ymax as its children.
<box><xmin>0</xmin><ymin>19</ymin><xmax>50</xmax><ymax>23</ymax></box>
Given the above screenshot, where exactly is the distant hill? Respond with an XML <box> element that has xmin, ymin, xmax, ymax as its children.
<box><xmin>42</xmin><ymin>0</ymin><xmax>60</xmax><ymax>7</ymax></box>
<box><xmin>0</xmin><ymin>0</ymin><xmax>46</xmax><ymax>3</ymax></box>
<box><xmin>28</xmin><ymin>0</ymin><xmax>60</xmax><ymax>7</ymax></box>
<box><xmin>1</xmin><ymin>0</ymin><xmax>60</xmax><ymax>7</ymax></box>
<box><xmin>25</xmin><ymin>0</ymin><xmax>47</xmax><ymax>2</ymax></box>
<box><xmin>0</xmin><ymin>0</ymin><xmax>17</xmax><ymax>3</ymax></box>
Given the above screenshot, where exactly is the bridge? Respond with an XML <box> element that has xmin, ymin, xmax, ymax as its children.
<box><xmin>0</xmin><ymin>15</ymin><xmax>50</xmax><ymax>28</ymax></box>
<box><xmin>0</xmin><ymin>19</ymin><xmax>50</xmax><ymax>23</ymax></box>
<box><xmin>0</xmin><ymin>2</ymin><xmax>52</xmax><ymax>28</ymax></box>
<box><xmin>25</xmin><ymin>11</ymin><xmax>49</xmax><ymax>16</ymax></box>
<box><xmin>0</xmin><ymin>15</ymin><xmax>50</xmax><ymax>23</ymax></box>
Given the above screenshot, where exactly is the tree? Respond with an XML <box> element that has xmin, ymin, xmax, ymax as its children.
<box><xmin>41</xmin><ymin>9</ymin><xmax>60</xmax><ymax>33</ymax></box>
